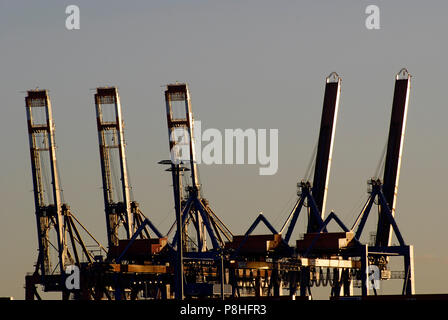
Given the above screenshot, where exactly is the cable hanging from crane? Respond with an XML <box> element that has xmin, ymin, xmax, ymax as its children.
<box><xmin>304</xmin><ymin>140</ymin><xmax>318</xmax><ymax>182</ymax></box>
<box><xmin>374</xmin><ymin>141</ymin><xmax>388</xmax><ymax>180</ymax></box>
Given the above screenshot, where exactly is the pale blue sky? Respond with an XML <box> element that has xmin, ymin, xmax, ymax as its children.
<box><xmin>1</xmin><ymin>0</ymin><xmax>448</xmax><ymax>298</ymax></box>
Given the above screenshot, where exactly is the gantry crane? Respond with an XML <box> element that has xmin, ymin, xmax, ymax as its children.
<box><xmin>94</xmin><ymin>87</ymin><xmax>162</xmax><ymax>258</ymax></box>
<box><xmin>93</xmin><ymin>87</ymin><xmax>170</xmax><ymax>299</ymax></box>
<box><xmin>24</xmin><ymin>90</ymin><xmax>104</xmax><ymax>300</ymax></box>
<box><xmin>226</xmin><ymin>70</ymin><xmax>415</xmax><ymax>299</ymax></box>
<box><xmin>21</xmin><ymin>69</ymin><xmax>416</xmax><ymax>300</ymax></box>
<box><xmin>25</xmin><ymin>90</ymin><xmax>67</xmax><ymax>278</ymax></box>
<box><xmin>162</xmin><ymin>83</ymin><xmax>233</xmax><ymax>299</ymax></box>
<box><xmin>163</xmin><ymin>83</ymin><xmax>233</xmax><ymax>253</ymax></box>
<box><xmin>297</xmin><ymin>69</ymin><xmax>414</xmax><ymax>297</ymax></box>
<box><xmin>349</xmin><ymin>68</ymin><xmax>414</xmax><ymax>295</ymax></box>
<box><xmin>281</xmin><ymin>72</ymin><xmax>341</xmax><ymax>241</ymax></box>
<box><xmin>227</xmin><ymin>72</ymin><xmax>342</xmax><ymax>255</ymax></box>
<box><xmin>94</xmin><ymin>87</ymin><xmax>135</xmax><ymax>249</ymax></box>
<box><xmin>223</xmin><ymin>72</ymin><xmax>344</xmax><ymax>298</ymax></box>
<box><xmin>376</xmin><ymin>68</ymin><xmax>411</xmax><ymax>248</ymax></box>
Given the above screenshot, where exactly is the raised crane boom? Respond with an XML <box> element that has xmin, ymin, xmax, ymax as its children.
<box><xmin>25</xmin><ymin>90</ymin><xmax>102</xmax><ymax>300</ymax></box>
<box><xmin>165</xmin><ymin>83</ymin><xmax>200</xmax><ymax>192</ymax></box>
<box><xmin>280</xmin><ymin>72</ymin><xmax>341</xmax><ymax>242</ymax></box>
<box><xmin>164</xmin><ymin>83</ymin><xmax>233</xmax><ymax>252</ymax></box>
<box><xmin>25</xmin><ymin>90</ymin><xmax>67</xmax><ymax>276</ymax></box>
<box><xmin>375</xmin><ymin>68</ymin><xmax>411</xmax><ymax>247</ymax></box>
<box><xmin>308</xmin><ymin>72</ymin><xmax>341</xmax><ymax>233</ymax></box>
<box><xmin>94</xmin><ymin>87</ymin><xmax>134</xmax><ymax>249</ymax></box>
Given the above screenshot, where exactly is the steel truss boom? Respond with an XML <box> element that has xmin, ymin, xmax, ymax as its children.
<box><xmin>95</xmin><ymin>87</ymin><xmax>135</xmax><ymax>249</ymax></box>
<box><xmin>26</xmin><ymin>90</ymin><xmax>68</xmax><ymax>277</ymax></box>
<box><xmin>164</xmin><ymin>83</ymin><xmax>232</xmax><ymax>253</ymax></box>
<box><xmin>25</xmin><ymin>90</ymin><xmax>102</xmax><ymax>300</ymax></box>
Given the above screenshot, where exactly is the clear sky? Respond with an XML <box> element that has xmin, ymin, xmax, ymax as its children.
<box><xmin>1</xmin><ymin>0</ymin><xmax>448</xmax><ymax>299</ymax></box>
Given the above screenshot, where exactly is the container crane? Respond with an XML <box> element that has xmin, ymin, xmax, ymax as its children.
<box><xmin>349</xmin><ymin>68</ymin><xmax>414</xmax><ymax>295</ymax></box>
<box><xmin>24</xmin><ymin>90</ymin><xmax>104</xmax><ymax>300</ymax></box>
<box><xmin>281</xmin><ymin>72</ymin><xmax>342</xmax><ymax>242</ymax></box>
<box><xmin>162</xmin><ymin>83</ymin><xmax>233</xmax><ymax>299</ymax></box>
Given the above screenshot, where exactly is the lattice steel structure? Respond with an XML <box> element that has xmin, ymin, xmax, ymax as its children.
<box><xmin>95</xmin><ymin>87</ymin><xmax>135</xmax><ymax>249</ymax></box>
<box><xmin>25</xmin><ymin>90</ymin><xmax>101</xmax><ymax>300</ymax></box>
